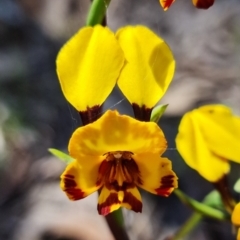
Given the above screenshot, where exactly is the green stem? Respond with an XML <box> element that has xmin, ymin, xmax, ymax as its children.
<box><xmin>213</xmin><ymin>175</ymin><xmax>236</xmax><ymax>213</ymax></box>
<box><xmin>170</xmin><ymin>190</ymin><xmax>230</xmax><ymax>240</ymax></box>
<box><xmin>171</xmin><ymin>213</ymin><xmax>202</xmax><ymax>240</ymax></box>
<box><xmin>86</xmin><ymin>0</ymin><xmax>111</xmax><ymax>26</ymax></box>
<box><xmin>105</xmin><ymin>209</ymin><xmax>130</xmax><ymax>240</ymax></box>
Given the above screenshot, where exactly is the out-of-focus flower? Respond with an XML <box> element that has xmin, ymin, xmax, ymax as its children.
<box><xmin>116</xmin><ymin>26</ymin><xmax>175</xmax><ymax>121</ymax></box>
<box><xmin>160</xmin><ymin>0</ymin><xmax>214</xmax><ymax>11</ymax></box>
<box><xmin>61</xmin><ymin>110</ymin><xmax>178</xmax><ymax>215</ymax></box>
<box><xmin>176</xmin><ymin>105</ymin><xmax>240</xmax><ymax>182</ymax></box>
<box><xmin>232</xmin><ymin>203</ymin><xmax>240</xmax><ymax>240</ymax></box>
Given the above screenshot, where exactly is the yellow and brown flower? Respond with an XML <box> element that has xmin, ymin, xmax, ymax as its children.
<box><xmin>61</xmin><ymin>110</ymin><xmax>178</xmax><ymax>215</ymax></box>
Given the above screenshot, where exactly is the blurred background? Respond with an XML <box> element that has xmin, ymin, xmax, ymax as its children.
<box><xmin>0</xmin><ymin>0</ymin><xmax>240</xmax><ymax>239</ymax></box>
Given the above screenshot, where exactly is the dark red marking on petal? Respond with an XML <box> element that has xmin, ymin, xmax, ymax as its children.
<box><xmin>96</xmin><ymin>160</ymin><xmax>113</xmax><ymax>187</ymax></box>
<box><xmin>162</xmin><ymin>0</ymin><xmax>175</xmax><ymax>10</ymax></box>
<box><xmin>123</xmin><ymin>191</ymin><xmax>142</xmax><ymax>213</ymax></box>
<box><xmin>97</xmin><ymin>192</ymin><xmax>120</xmax><ymax>216</ymax></box>
<box><xmin>132</xmin><ymin>103</ymin><xmax>153</xmax><ymax>122</ymax></box>
<box><xmin>64</xmin><ymin>178</ymin><xmax>77</xmax><ymax>188</ymax></box>
<box><xmin>64</xmin><ymin>174</ymin><xmax>74</xmax><ymax>179</ymax></box>
<box><xmin>79</xmin><ymin>105</ymin><xmax>102</xmax><ymax>125</ymax></box>
<box><xmin>106</xmin><ymin>180</ymin><xmax>136</xmax><ymax>191</ymax></box>
<box><xmin>65</xmin><ymin>188</ymin><xmax>85</xmax><ymax>200</ymax></box>
<box><xmin>194</xmin><ymin>0</ymin><xmax>214</xmax><ymax>9</ymax></box>
<box><xmin>161</xmin><ymin>175</ymin><xmax>175</xmax><ymax>186</ymax></box>
<box><xmin>62</xmin><ymin>175</ymin><xmax>85</xmax><ymax>200</ymax></box>
<box><xmin>97</xmin><ymin>156</ymin><xmax>142</xmax><ymax>191</ymax></box>
<box><xmin>155</xmin><ymin>187</ymin><xmax>173</xmax><ymax>196</ymax></box>
<box><xmin>155</xmin><ymin>175</ymin><xmax>175</xmax><ymax>197</ymax></box>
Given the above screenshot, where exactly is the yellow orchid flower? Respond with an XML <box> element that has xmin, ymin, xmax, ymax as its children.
<box><xmin>116</xmin><ymin>26</ymin><xmax>175</xmax><ymax>121</ymax></box>
<box><xmin>176</xmin><ymin>105</ymin><xmax>240</xmax><ymax>182</ymax></box>
<box><xmin>160</xmin><ymin>0</ymin><xmax>214</xmax><ymax>11</ymax></box>
<box><xmin>232</xmin><ymin>203</ymin><xmax>240</xmax><ymax>240</ymax></box>
<box><xmin>61</xmin><ymin>110</ymin><xmax>178</xmax><ymax>215</ymax></box>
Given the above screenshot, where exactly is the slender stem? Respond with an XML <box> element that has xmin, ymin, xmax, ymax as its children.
<box><xmin>86</xmin><ymin>0</ymin><xmax>111</xmax><ymax>26</ymax></box>
<box><xmin>213</xmin><ymin>175</ymin><xmax>236</xmax><ymax>213</ymax></box>
<box><xmin>105</xmin><ymin>209</ymin><xmax>130</xmax><ymax>240</ymax></box>
<box><xmin>170</xmin><ymin>189</ymin><xmax>230</xmax><ymax>240</ymax></box>
<box><xmin>171</xmin><ymin>213</ymin><xmax>202</xmax><ymax>240</ymax></box>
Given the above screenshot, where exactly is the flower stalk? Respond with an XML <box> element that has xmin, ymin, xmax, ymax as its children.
<box><xmin>105</xmin><ymin>209</ymin><xmax>130</xmax><ymax>240</ymax></box>
<box><xmin>213</xmin><ymin>175</ymin><xmax>236</xmax><ymax>213</ymax></box>
<box><xmin>86</xmin><ymin>0</ymin><xmax>111</xmax><ymax>26</ymax></box>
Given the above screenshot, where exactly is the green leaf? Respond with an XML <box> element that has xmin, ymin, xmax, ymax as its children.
<box><xmin>171</xmin><ymin>190</ymin><xmax>228</xmax><ymax>240</ymax></box>
<box><xmin>203</xmin><ymin>190</ymin><xmax>224</xmax><ymax>209</ymax></box>
<box><xmin>174</xmin><ymin>189</ymin><xmax>229</xmax><ymax>221</ymax></box>
<box><xmin>150</xmin><ymin>104</ymin><xmax>168</xmax><ymax>123</ymax></box>
<box><xmin>234</xmin><ymin>178</ymin><xmax>240</xmax><ymax>193</ymax></box>
<box><xmin>48</xmin><ymin>148</ymin><xmax>74</xmax><ymax>164</ymax></box>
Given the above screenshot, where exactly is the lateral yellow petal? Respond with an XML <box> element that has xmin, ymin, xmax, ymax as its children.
<box><xmin>232</xmin><ymin>203</ymin><xmax>240</xmax><ymax>226</ymax></box>
<box><xmin>60</xmin><ymin>160</ymin><xmax>100</xmax><ymax>200</ymax></box>
<box><xmin>56</xmin><ymin>25</ymin><xmax>125</xmax><ymax>111</ymax></box>
<box><xmin>135</xmin><ymin>154</ymin><xmax>177</xmax><ymax>196</ymax></box>
<box><xmin>176</xmin><ymin>111</ymin><xmax>230</xmax><ymax>182</ymax></box>
<box><xmin>116</xmin><ymin>26</ymin><xmax>175</xmax><ymax>108</ymax></box>
<box><xmin>196</xmin><ymin>105</ymin><xmax>240</xmax><ymax>163</ymax></box>
<box><xmin>69</xmin><ymin>110</ymin><xmax>167</xmax><ymax>158</ymax></box>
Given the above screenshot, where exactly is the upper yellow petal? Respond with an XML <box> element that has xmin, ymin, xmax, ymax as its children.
<box><xmin>176</xmin><ymin>109</ymin><xmax>230</xmax><ymax>182</ymax></box>
<box><xmin>116</xmin><ymin>26</ymin><xmax>175</xmax><ymax>108</ymax></box>
<box><xmin>196</xmin><ymin>105</ymin><xmax>240</xmax><ymax>163</ymax></box>
<box><xmin>69</xmin><ymin>110</ymin><xmax>167</xmax><ymax>158</ymax></box>
<box><xmin>56</xmin><ymin>25</ymin><xmax>125</xmax><ymax>111</ymax></box>
<box><xmin>232</xmin><ymin>203</ymin><xmax>240</xmax><ymax>226</ymax></box>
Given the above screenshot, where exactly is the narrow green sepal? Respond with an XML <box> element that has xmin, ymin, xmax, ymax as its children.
<box><xmin>174</xmin><ymin>189</ymin><xmax>229</xmax><ymax>221</ymax></box>
<box><xmin>150</xmin><ymin>104</ymin><xmax>168</xmax><ymax>123</ymax></box>
<box><xmin>234</xmin><ymin>178</ymin><xmax>240</xmax><ymax>193</ymax></box>
<box><xmin>48</xmin><ymin>148</ymin><xmax>74</xmax><ymax>164</ymax></box>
